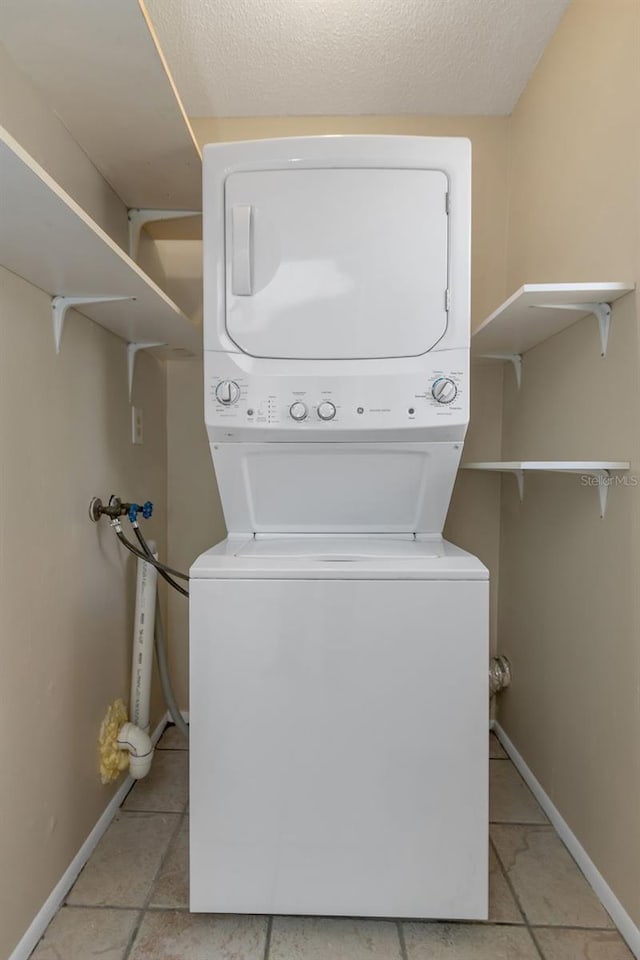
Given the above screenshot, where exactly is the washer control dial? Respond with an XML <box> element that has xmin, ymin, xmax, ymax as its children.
<box><xmin>432</xmin><ymin>378</ymin><xmax>458</xmax><ymax>404</ymax></box>
<box><xmin>289</xmin><ymin>401</ymin><xmax>308</xmax><ymax>421</ymax></box>
<box><xmin>215</xmin><ymin>380</ymin><xmax>240</xmax><ymax>405</ymax></box>
<box><xmin>317</xmin><ymin>401</ymin><xmax>337</xmax><ymax>421</ymax></box>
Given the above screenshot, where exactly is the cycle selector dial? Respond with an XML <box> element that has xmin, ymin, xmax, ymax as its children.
<box><xmin>317</xmin><ymin>401</ymin><xmax>337</xmax><ymax>421</ymax></box>
<box><xmin>215</xmin><ymin>380</ymin><xmax>240</xmax><ymax>405</ymax></box>
<box><xmin>289</xmin><ymin>401</ymin><xmax>308</xmax><ymax>421</ymax></box>
<box><xmin>432</xmin><ymin>378</ymin><xmax>458</xmax><ymax>404</ymax></box>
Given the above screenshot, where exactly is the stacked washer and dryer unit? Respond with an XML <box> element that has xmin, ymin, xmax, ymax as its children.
<box><xmin>191</xmin><ymin>136</ymin><xmax>489</xmax><ymax>920</ymax></box>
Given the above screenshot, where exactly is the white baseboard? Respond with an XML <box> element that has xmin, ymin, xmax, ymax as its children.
<box><xmin>9</xmin><ymin>713</ymin><xmax>169</xmax><ymax>960</ymax></box>
<box><xmin>494</xmin><ymin>721</ymin><xmax>640</xmax><ymax>960</ymax></box>
<box><xmin>151</xmin><ymin>714</ymin><xmax>171</xmax><ymax>743</ymax></box>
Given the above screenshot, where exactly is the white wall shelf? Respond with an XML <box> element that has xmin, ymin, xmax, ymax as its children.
<box><xmin>461</xmin><ymin>461</ymin><xmax>631</xmax><ymax>517</ymax></box>
<box><xmin>0</xmin><ymin>125</ymin><xmax>201</xmax><ymax>373</ymax></box>
<box><xmin>0</xmin><ymin>0</ymin><xmax>202</xmax><ymax>210</ymax></box>
<box><xmin>472</xmin><ymin>283</ymin><xmax>635</xmax><ymax>386</ymax></box>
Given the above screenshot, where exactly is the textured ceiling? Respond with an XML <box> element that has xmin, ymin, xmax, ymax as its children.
<box><xmin>144</xmin><ymin>0</ymin><xmax>571</xmax><ymax>118</ymax></box>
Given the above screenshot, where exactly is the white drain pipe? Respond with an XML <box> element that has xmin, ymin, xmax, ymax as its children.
<box><xmin>117</xmin><ymin>722</ymin><xmax>154</xmax><ymax>780</ymax></box>
<box><xmin>130</xmin><ymin>540</ymin><xmax>157</xmax><ymax>733</ymax></box>
<box><xmin>118</xmin><ymin>542</ymin><xmax>158</xmax><ymax>779</ymax></box>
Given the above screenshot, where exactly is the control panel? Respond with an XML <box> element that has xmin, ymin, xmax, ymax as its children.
<box><xmin>215</xmin><ymin>380</ymin><xmax>241</xmax><ymax>405</ymax></box>
<box><xmin>205</xmin><ymin>352</ymin><xmax>468</xmax><ymax>441</ymax></box>
<box><xmin>431</xmin><ymin>377</ymin><xmax>458</xmax><ymax>404</ymax></box>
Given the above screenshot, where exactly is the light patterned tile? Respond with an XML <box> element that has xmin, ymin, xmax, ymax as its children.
<box><xmin>128</xmin><ymin>910</ymin><xmax>267</xmax><ymax>960</ymax></box>
<box><xmin>403</xmin><ymin>922</ymin><xmax>539</xmax><ymax>959</ymax></box>
<box><xmin>490</xmin><ymin>760</ymin><xmax>548</xmax><ymax>824</ymax></box>
<box><xmin>123</xmin><ymin>750</ymin><xmax>188</xmax><ymax>813</ymax></box>
<box><xmin>66</xmin><ymin>812</ymin><xmax>179</xmax><ymax>907</ymax></box>
<box><xmin>269</xmin><ymin>916</ymin><xmax>403</xmax><ymax>959</ymax></box>
<box><xmin>490</xmin><ymin>732</ymin><xmax>507</xmax><ymax>759</ymax></box>
<box><xmin>157</xmin><ymin>724</ymin><xmax>189</xmax><ymax>750</ymax></box>
<box><xmin>30</xmin><ymin>907</ymin><xmax>138</xmax><ymax>960</ymax></box>
<box><xmin>534</xmin><ymin>927</ymin><xmax>634</xmax><ymax>959</ymax></box>
<box><xmin>491</xmin><ymin>825</ymin><xmax>614</xmax><ymax>928</ymax></box>
<box><xmin>149</xmin><ymin>816</ymin><xmax>189</xmax><ymax>908</ymax></box>
<box><xmin>489</xmin><ymin>844</ymin><xmax>524</xmax><ymax>923</ymax></box>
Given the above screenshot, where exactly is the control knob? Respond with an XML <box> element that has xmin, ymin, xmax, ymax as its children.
<box><xmin>317</xmin><ymin>401</ymin><xmax>337</xmax><ymax>421</ymax></box>
<box><xmin>215</xmin><ymin>380</ymin><xmax>240</xmax><ymax>405</ymax></box>
<box><xmin>289</xmin><ymin>401</ymin><xmax>308</xmax><ymax>421</ymax></box>
<box><xmin>432</xmin><ymin>378</ymin><xmax>458</xmax><ymax>404</ymax></box>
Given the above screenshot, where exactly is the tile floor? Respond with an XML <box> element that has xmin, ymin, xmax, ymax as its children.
<box><xmin>29</xmin><ymin>729</ymin><xmax>633</xmax><ymax>959</ymax></box>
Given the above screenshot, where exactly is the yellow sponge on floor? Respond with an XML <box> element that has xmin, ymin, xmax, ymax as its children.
<box><xmin>98</xmin><ymin>698</ymin><xmax>129</xmax><ymax>784</ymax></box>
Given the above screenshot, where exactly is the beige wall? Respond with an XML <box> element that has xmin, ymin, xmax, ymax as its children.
<box><xmin>497</xmin><ymin>0</ymin><xmax>640</xmax><ymax>928</ymax></box>
<box><xmin>164</xmin><ymin>116</ymin><xmax>509</xmax><ymax>708</ymax></box>
<box><xmin>445</xmin><ymin>361</ymin><xmax>504</xmax><ymax>657</ymax></box>
<box><xmin>6</xmin><ymin>1</ymin><xmax>638</xmax><ymax>950</ymax></box>
<box><xmin>0</xmin><ymin>43</ymin><xmax>128</xmax><ymax>249</ymax></box>
<box><xmin>166</xmin><ymin>357</ymin><xmax>225</xmax><ymax>706</ymax></box>
<box><xmin>0</xmin><ymin>269</ymin><xmax>168</xmax><ymax>959</ymax></box>
<box><xmin>0</xmin><ymin>59</ymin><xmax>169</xmax><ymax>957</ymax></box>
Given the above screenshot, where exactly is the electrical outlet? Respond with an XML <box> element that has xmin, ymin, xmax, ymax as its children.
<box><xmin>131</xmin><ymin>406</ymin><xmax>143</xmax><ymax>445</ymax></box>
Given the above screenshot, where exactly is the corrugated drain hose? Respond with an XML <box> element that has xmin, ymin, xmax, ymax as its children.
<box><xmin>132</xmin><ymin>523</ymin><xmax>189</xmax><ymax>739</ymax></box>
<box><xmin>111</xmin><ymin>518</ymin><xmax>189</xmax><ymax>739</ymax></box>
<box><xmin>154</xmin><ymin>595</ymin><xmax>189</xmax><ymax>740</ymax></box>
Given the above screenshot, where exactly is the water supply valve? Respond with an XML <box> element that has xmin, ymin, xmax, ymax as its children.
<box><xmin>89</xmin><ymin>496</ymin><xmax>154</xmax><ymax>523</ymax></box>
<box><xmin>127</xmin><ymin>501</ymin><xmax>153</xmax><ymax>523</ymax></box>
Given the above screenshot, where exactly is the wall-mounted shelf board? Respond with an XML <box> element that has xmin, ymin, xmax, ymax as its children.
<box><xmin>0</xmin><ymin>0</ymin><xmax>201</xmax><ymax>209</ymax></box>
<box><xmin>472</xmin><ymin>282</ymin><xmax>634</xmax><ymax>359</ymax></box>
<box><xmin>0</xmin><ymin>125</ymin><xmax>201</xmax><ymax>358</ymax></box>
<box><xmin>462</xmin><ymin>461</ymin><xmax>631</xmax><ymax>517</ymax></box>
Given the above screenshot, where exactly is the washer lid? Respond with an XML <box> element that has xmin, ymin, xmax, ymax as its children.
<box><xmin>224</xmin><ymin>167</ymin><xmax>449</xmax><ymax>360</ymax></box>
<box><xmin>190</xmin><ymin>536</ymin><xmax>489</xmax><ymax>580</ymax></box>
<box><xmin>235</xmin><ymin>537</ymin><xmax>439</xmax><ymax>561</ymax></box>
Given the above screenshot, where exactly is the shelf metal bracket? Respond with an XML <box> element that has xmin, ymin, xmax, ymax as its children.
<box><xmin>533</xmin><ymin>301</ymin><xmax>612</xmax><ymax>357</ymax></box>
<box><xmin>478</xmin><ymin>353</ymin><xmax>522</xmax><ymax>389</ymax></box>
<box><xmin>510</xmin><ymin>467</ymin><xmax>613</xmax><ymax>517</ymax></box>
<box><xmin>52</xmin><ymin>296</ymin><xmax>133</xmax><ymax>354</ymax></box>
<box><xmin>560</xmin><ymin>468</ymin><xmax>613</xmax><ymax>518</ymax></box>
<box><xmin>127</xmin><ymin>341</ymin><xmax>166</xmax><ymax>401</ymax></box>
<box><xmin>511</xmin><ymin>469</ymin><xmax>525</xmax><ymax>502</ymax></box>
<box><xmin>594</xmin><ymin>471</ymin><xmax>610</xmax><ymax>518</ymax></box>
<box><xmin>128</xmin><ymin>208</ymin><xmax>201</xmax><ymax>260</ymax></box>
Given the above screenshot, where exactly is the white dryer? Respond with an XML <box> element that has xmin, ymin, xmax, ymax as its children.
<box><xmin>191</xmin><ymin>136</ymin><xmax>489</xmax><ymax>920</ymax></box>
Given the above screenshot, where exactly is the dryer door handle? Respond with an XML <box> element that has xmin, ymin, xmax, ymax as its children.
<box><xmin>231</xmin><ymin>205</ymin><xmax>253</xmax><ymax>296</ymax></box>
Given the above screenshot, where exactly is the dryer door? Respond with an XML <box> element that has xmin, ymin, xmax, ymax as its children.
<box><xmin>224</xmin><ymin>168</ymin><xmax>449</xmax><ymax>360</ymax></box>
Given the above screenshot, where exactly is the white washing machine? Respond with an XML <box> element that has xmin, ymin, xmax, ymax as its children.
<box><xmin>191</xmin><ymin>135</ymin><xmax>489</xmax><ymax>919</ymax></box>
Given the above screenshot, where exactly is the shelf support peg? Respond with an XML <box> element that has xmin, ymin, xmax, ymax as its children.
<box><xmin>533</xmin><ymin>301</ymin><xmax>612</xmax><ymax>357</ymax></box>
<box><xmin>128</xmin><ymin>208</ymin><xmax>201</xmax><ymax>260</ymax></box>
<box><xmin>127</xmin><ymin>341</ymin><xmax>166</xmax><ymax>401</ymax></box>
<box><xmin>52</xmin><ymin>296</ymin><xmax>133</xmax><ymax>354</ymax></box>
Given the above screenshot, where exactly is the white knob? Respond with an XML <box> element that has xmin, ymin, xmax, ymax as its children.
<box><xmin>317</xmin><ymin>401</ymin><xmax>337</xmax><ymax>421</ymax></box>
<box><xmin>215</xmin><ymin>380</ymin><xmax>240</xmax><ymax>405</ymax></box>
<box><xmin>432</xmin><ymin>378</ymin><xmax>457</xmax><ymax>404</ymax></box>
<box><xmin>289</xmin><ymin>401</ymin><xmax>308</xmax><ymax>421</ymax></box>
